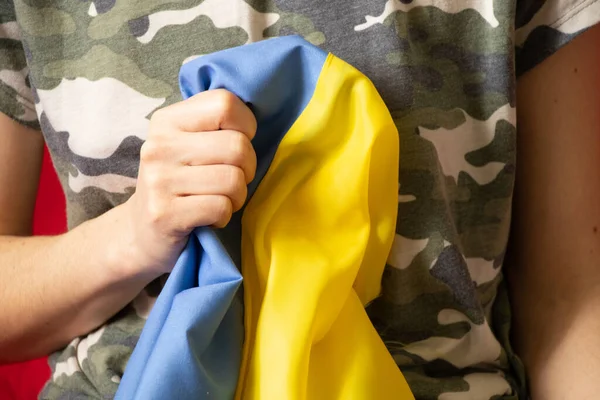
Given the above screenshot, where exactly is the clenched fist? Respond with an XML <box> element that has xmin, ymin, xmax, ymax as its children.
<box><xmin>125</xmin><ymin>89</ymin><xmax>257</xmax><ymax>276</ymax></box>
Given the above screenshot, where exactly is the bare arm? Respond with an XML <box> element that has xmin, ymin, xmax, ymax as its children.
<box><xmin>509</xmin><ymin>24</ymin><xmax>600</xmax><ymax>399</ymax></box>
<box><xmin>0</xmin><ymin>112</ymin><xmax>157</xmax><ymax>362</ymax></box>
<box><xmin>0</xmin><ymin>90</ymin><xmax>257</xmax><ymax>363</ymax></box>
<box><xmin>0</xmin><ymin>113</ymin><xmax>43</xmax><ymax>236</ymax></box>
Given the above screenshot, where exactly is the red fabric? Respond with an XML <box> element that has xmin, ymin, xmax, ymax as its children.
<box><xmin>32</xmin><ymin>147</ymin><xmax>67</xmax><ymax>236</ymax></box>
<box><xmin>0</xmin><ymin>360</ymin><xmax>51</xmax><ymax>400</ymax></box>
<box><xmin>0</xmin><ymin>146</ymin><xmax>65</xmax><ymax>400</ymax></box>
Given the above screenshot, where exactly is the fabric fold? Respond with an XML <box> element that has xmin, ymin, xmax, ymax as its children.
<box><xmin>117</xmin><ymin>35</ymin><xmax>413</xmax><ymax>400</ymax></box>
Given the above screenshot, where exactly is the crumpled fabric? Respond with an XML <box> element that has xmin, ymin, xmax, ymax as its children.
<box><xmin>116</xmin><ymin>35</ymin><xmax>413</xmax><ymax>400</ymax></box>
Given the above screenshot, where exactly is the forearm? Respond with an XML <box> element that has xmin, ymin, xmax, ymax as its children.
<box><xmin>0</xmin><ymin>201</ymin><xmax>160</xmax><ymax>363</ymax></box>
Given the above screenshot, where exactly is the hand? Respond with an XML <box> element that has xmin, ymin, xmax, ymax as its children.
<box><xmin>125</xmin><ymin>89</ymin><xmax>257</xmax><ymax>276</ymax></box>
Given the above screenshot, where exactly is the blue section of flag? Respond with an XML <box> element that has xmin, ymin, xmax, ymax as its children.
<box><xmin>115</xmin><ymin>229</ymin><xmax>243</xmax><ymax>400</ymax></box>
<box><xmin>115</xmin><ymin>36</ymin><xmax>327</xmax><ymax>400</ymax></box>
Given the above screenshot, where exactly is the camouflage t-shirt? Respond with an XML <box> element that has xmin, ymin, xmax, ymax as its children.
<box><xmin>2</xmin><ymin>1</ymin><xmax>600</xmax><ymax>399</ymax></box>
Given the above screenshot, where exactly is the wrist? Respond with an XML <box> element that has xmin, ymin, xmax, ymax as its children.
<box><xmin>101</xmin><ymin>199</ymin><xmax>161</xmax><ymax>284</ymax></box>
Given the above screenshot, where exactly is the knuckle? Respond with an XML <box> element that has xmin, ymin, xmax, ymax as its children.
<box><xmin>228</xmin><ymin>132</ymin><xmax>249</xmax><ymax>165</ymax></box>
<box><xmin>212</xmin><ymin>196</ymin><xmax>232</xmax><ymax>226</ymax></box>
<box><xmin>146</xmin><ymin>198</ymin><xmax>166</xmax><ymax>226</ymax></box>
<box><xmin>232</xmin><ymin>185</ymin><xmax>247</xmax><ymax>212</ymax></box>
<box><xmin>226</xmin><ymin>166</ymin><xmax>245</xmax><ymax>191</ymax></box>
<box><xmin>225</xmin><ymin>167</ymin><xmax>247</xmax><ymax>211</ymax></box>
<box><xmin>215</xmin><ymin>90</ymin><xmax>237</xmax><ymax>110</ymax></box>
<box><xmin>149</xmin><ymin>107</ymin><xmax>169</xmax><ymax>126</ymax></box>
<box><xmin>214</xmin><ymin>90</ymin><xmax>237</xmax><ymax>123</ymax></box>
<box><xmin>140</xmin><ymin>141</ymin><xmax>160</xmax><ymax>163</ymax></box>
<box><xmin>247</xmin><ymin>113</ymin><xmax>258</xmax><ymax>137</ymax></box>
<box><xmin>143</xmin><ymin>169</ymin><xmax>167</xmax><ymax>193</ymax></box>
<box><xmin>246</xmin><ymin>150</ymin><xmax>257</xmax><ymax>182</ymax></box>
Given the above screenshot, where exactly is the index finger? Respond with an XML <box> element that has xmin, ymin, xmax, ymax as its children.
<box><xmin>155</xmin><ymin>89</ymin><xmax>257</xmax><ymax>140</ymax></box>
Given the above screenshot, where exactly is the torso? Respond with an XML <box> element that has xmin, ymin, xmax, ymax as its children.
<box><xmin>7</xmin><ymin>0</ymin><xmax>582</xmax><ymax>398</ymax></box>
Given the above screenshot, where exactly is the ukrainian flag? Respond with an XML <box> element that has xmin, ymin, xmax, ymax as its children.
<box><xmin>116</xmin><ymin>36</ymin><xmax>413</xmax><ymax>400</ymax></box>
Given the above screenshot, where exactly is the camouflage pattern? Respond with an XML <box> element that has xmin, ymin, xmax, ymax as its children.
<box><xmin>1</xmin><ymin>0</ymin><xmax>599</xmax><ymax>398</ymax></box>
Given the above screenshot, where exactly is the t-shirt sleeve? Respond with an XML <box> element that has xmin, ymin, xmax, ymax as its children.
<box><xmin>515</xmin><ymin>0</ymin><xmax>600</xmax><ymax>76</ymax></box>
<box><xmin>0</xmin><ymin>2</ymin><xmax>39</xmax><ymax>129</ymax></box>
